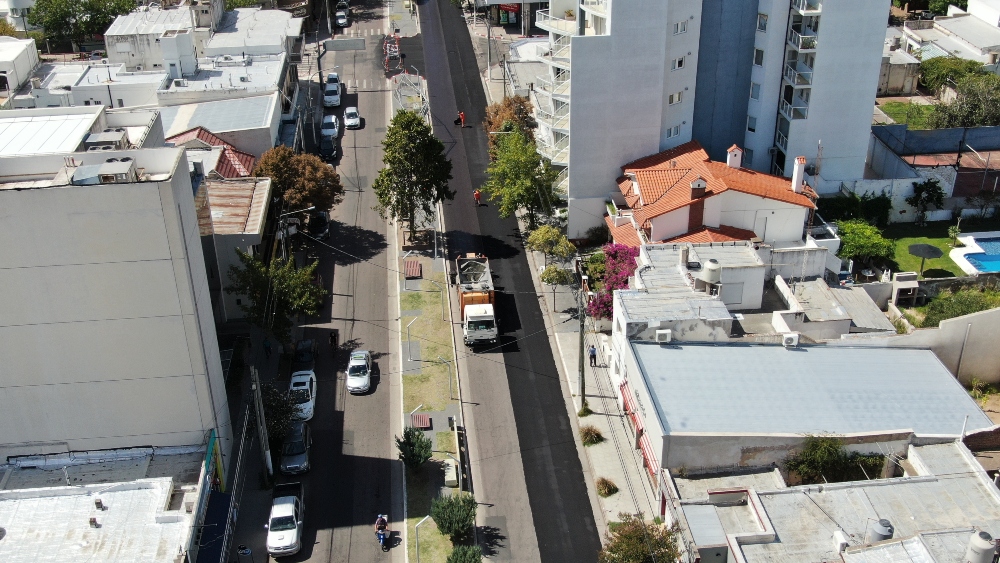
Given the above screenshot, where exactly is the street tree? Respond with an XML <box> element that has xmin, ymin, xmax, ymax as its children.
<box><xmin>484</xmin><ymin>95</ymin><xmax>536</xmax><ymax>155</ymax></box>
<box><xmin>0</xmin><ymin>19</ymin><xmax>16</xmax><ymax>37</ymax></box>
<box><xmin>395</xmin><ymin>426</ymin><xmax>432</xmax><ymax>472</ymax></box>
<box><xmin>525</xmin><ymin>224</ymin><xmax>575</xmax><ymax>265</ymax></box>
<box><xmin>918</xmin><ymin>56</ymin><xmax>986</xmax><ymax>93</ymax></box>
<box><xmin>836</xmin><ymin>219</ymin><xmax>895</xmax><ymax>263</ymax></box>
<box><xmin>905</xmin><ymin>178</ymin><xmax>945</xmax><ymax>226</ymax></box>
<box><xmin>29</xmin><ymin>0</ymin><xmax>135</xmax><ymax>46</ymax></box>
<box><xmin>598</xmin><ymin>513</ymin><xmax>681</xmax><ymax>563</ymax></box>
<box><xmin>928</xmin><ymin>74</ymin><xmax>1000</xmax><ymax>128</ymax></box>
<box><xmin>483</xmin><ymin>131</ymin><xmax>559</xmax><ymax>228</ymax></box>
<box><xmin>430</xmin><ymin>493</ymin><xmax>478</xmax><ymax>542</ymax></box>
<box><xmin>260</xmin><ymin>382</ymin><xmax>297</xmax><ymax>450</ymax></box>
<box><xmin>372</xmin><ymin>110</ymin><xmax>454</xmax><ymax>237</ymax></box>
<box><xmin>447</xmin><ymin>546</ymin><xmax>483</xmax><ymax>563</ymax></box>
<box><xmin>540</xmin><ymin>264</ymin><xmax>573</xmax><ymax>311</ymax></box>
<box><xmin>287</xmin><ymin>152</ymin><xmax>344</xmax><ymax>212</ymax></box>
<box><xmin>225</xmin><ymin>250</ymin><xmax>326</xmax><ymax>343</ymax></box>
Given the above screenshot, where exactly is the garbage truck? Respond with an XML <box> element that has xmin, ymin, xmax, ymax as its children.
<box><xmin>456</xmin><ymin>253</ymin><xmax>498</xmax><ymax>346</ymax></box>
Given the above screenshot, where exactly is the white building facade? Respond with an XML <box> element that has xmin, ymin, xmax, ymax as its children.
<box><xmin>0</xmin><ymin>147</ymin><xmax>232</xmax><ymax>472</ymax></box>
<box><xmin>535</xmin><ymin>0</ymin><xmax>889</xmax><ymax>238</ymax></box>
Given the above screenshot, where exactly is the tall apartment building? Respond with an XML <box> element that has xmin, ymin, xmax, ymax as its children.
<box><xmin>535</xmin><ymin>0</ymin><xmax>889</xmax><ymax>237</ymax></box>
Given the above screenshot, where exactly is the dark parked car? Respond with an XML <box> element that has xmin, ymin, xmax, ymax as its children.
<box><xmin>280</xmin><ymin>421</ymin><xmax>312</xmax><ymax>474</ymax></box>
<box><xmin>291</xmin><ymin>339</ymin><xmax>318</xmax><ymax>372</ymax></box>
<box><xmin>320</xmin><ymin>137</ymin><xmax>338</xmax><ymax>162</ymax></box>
<box><xmin>307</xmin><ymin>211</ymin><xmax>330</xmax><ymax>241</ymax></box>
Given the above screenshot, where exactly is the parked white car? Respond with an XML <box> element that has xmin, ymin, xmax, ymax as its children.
<box><xmin>323</xmin><ymin>82</ymin><xmax>341</xmax><ymax>107</ymax></box>
<box><xmin>344</xmin><ymin>107</ymin><xmax>361</xmax><ymax>129</ymax></box>
<box><xmin>289</xmin><ymin>371</ymin><xmax>317</xmax><ymax>420</ymax></box>
<box><xmin>335</xmin><ymin>10</ymin><xmax>349</xmax><ymax>27</ymax></box>
<box><xmin>346</xmin><ymin>350</ymin><xmax>372</xmax><ymax>394</ymax></box>
<box><xmin>321</xmin><ymin>115</ymin><xmax>340</xmax><ymax>138</ymax></box>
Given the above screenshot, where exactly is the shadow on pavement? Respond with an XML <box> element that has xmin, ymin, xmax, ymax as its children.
<box><xmin>325</xmin><ymin>220</ymin><xmax>388</xmax><ymax>265</ymax></box>
<box><xmin>478</xmin><ymin>525</ymin><xmax>507</xmax><ymax>557</ymax></box>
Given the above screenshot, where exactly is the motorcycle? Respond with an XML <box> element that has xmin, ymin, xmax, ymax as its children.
<box><xmin>376</xmin><ymin>514</ymin><xmax>389</xmax><ymax>551</ymax></box>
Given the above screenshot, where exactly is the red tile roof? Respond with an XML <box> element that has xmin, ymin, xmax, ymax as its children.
<box><xmin>620</xmin><ymin>140</ymin><xmax>815</xmax><ymax>226</ymax></box>
<box><xmin>661</xmin><ymin>225</ymin><xmax>759</xmax><ymax>244</ymax></box>
<box><xmin>604</xmin><ymin>215</ymin><xmax>642</xmax><ymax>248</ymax></box>
<box><xmin>167</xmin><ymin>126</ymin><xmax>256</xmax><ymax>179</ymax></box>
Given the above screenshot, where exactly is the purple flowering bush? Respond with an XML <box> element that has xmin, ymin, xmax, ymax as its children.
<box><xmin>586</xmin><ymin>244</ymin><xmax>639</xmax><ymax>320</ymax></box>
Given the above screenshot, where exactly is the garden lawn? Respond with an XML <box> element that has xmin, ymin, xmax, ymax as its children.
<box><xmin>879</xmin><ymin>101</ymin><xmax>934</xmax><ymax>129</ymax></box>
<box><xmin>882</xmin><ymin>221</ymin><xmax>961</xmax><ymax>278</ymax></box>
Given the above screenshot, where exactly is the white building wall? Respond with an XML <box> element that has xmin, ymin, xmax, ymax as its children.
<box><xmin>716</xmin><ymin>190</ymin><xmax>808</xmax><ymax>243</ymax></box>
<box><xmin>0</xmin><ymin>37</ymin><xmax>39</xmax><ymax>91</ymax></box>
<box><xmin>719</xmin><ymin>265</ymin><xmax>765</xmax><ymax>310</ymax></box>
<box><xmin>783</xmin><ymin>0</ymin><xmax>888</xmax><ymax>182</ymax></box>
<box><xmin>71</xmin><ymin>78</ymin><xmax>167</xmax><ymax>108</ymax></box>
<box><xmin>702</xmin><ymin>193</ymin><xmax>723</xmax><ymax>227</ymax></box>
<box><xmin>744</xmin><ymin>0</ymin><xmax>790</xmax><ymax>173</ymax></box>
<box><xmin>649</xmin><ymin>207</ymin><xmax>689</xmax><ymax>242</ymax></box>
<box><xmin>969</xmin><ymin>0</ymin><xmax>1000</xmax><ymax>26</ymax></box>
<box><xmin>0</xmin><ymin>149</ymin><xmax>231</xmax><ymax>471</ymax></box>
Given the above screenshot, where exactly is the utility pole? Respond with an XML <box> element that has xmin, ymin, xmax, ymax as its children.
<box><xmin>251</xmin><ymin>366</ymin><xmax>273</xmax><ymax>479</ymax></box>
<box><xmin>577</xmin><ymin>255</ymin><xmax>586</xmax><ymax>410</ymax></box>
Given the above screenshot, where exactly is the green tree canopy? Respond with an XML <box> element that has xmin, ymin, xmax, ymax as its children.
<box><xmin>261</xmin><ymin>382</ymin><xmax>297</xmax><ymax>449</ymax></box>
<box><xmin>928</xmin><ymin>74</ymin><xmax>1000</xmax><ymax>128</ymax></box>
<box><xmin>929</xmin><ymin>0</ymin><xmax>967</xmax><ymax>13</ymax></box>
<box><xmin>395</xmin><ymin>426</ymin><xmax>432</xmax><ymax>472</ymax></box>
<box><xmin>784</xmin><ymin>435</ymin><xmax>885</xmax><ymax>484</ymax></box>
<box><xmin>526</xmin><ymin>225</ymin><xmax>575</xmax><ymax>264</ymax></box>
<box><xmin>836</xmin><ymin>219</ymin><xmax>895</xmax><ymax>263</ymax></box>
<box><xmin>430</xmin><ymin>493</ymin><xmax>477</xmax><ymax>542</ymax></box>
<box><xmin>225</xmin><ymin>250</ymin><xmax>326</xmax><ymax>343</ymax></box>
<box><xmin>0</xmin><ymin>19</ymin><xmax>17</xmax><ymax>37</ymax></box>
<box><xmin>29</xmin><ymin>0</ymin><xmax>135</xmax><ymax>46</ymax></box>
<box><xmin>372</xmin><ymin>110</ymin><xmax>454</xmax><ymax>237</ymax></box>
<box><xmin>483</xmin><ymin>131</ymin><xmax>559</xmax><ymax>228</ymax></box>
<box><xmin>446</xmin><ymin>545</ymin><xmax>483</xmax><ymax>563</ymax></box>
<box><xmin>905</xmin><ymin>178</ymin><xmax>945</xmax><ymax>225</ymax></box>
<box><xmin>918</xmin><ymin>56</ymin><xmax>986</xmax><ymax>93</ymax></box>
<box><xmin>598</xmin><ymin>513</ymin><xmax>681</xmax><ymax>563</ymax></box>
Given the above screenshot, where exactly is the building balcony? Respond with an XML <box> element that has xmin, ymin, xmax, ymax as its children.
<box><xmin>537</xmin><ymin>105</ymin><xmax>570</xmax><ymax>132</ymax></box>
<box><xmin>787</xmin><ymin>28</ymin><xmax>818</xmax><ymax>51</ymax></box>
<box><xmin>775</xmin><ymin>130</ymin><xmax>788</xmax><ymax>151</ymax></box>
<box><xmin>779</xmin><ymin>98</ymin><xmax>809</xmax><ymax>120</ymax></box>
<box><xmin>553</xmin><ymin>168</ymin><xmax>568</xmax><ymax>198</ymax></box>
<box><xmin>790</xmin><ymin>0</ymin><xmax>822</xmax><ymax>15</ymax></box>
<box><xmin>535</xmin><ymin>75</ymin><xmax>571</xmax><ymax>100</ymax></box>
<box><xmin>536</xmin><ymin>9</ymin><xmax>580</xmax><ymax>36</ymax></box>
<box><xmin>538</xmin><ymin>136</ymin><xmax>569</xmax><ymax>166</ymax></box>
<box><xmin>580</xmin><ymin>0</ymin><xmax>608</xmax><ymax>17</ymax></box>
<box><xmin>539</xmin><ymin>43</ymin><xmax>573</xmax><ymax>69</ymax></box>
<box><xmin>783</xmin><ymin>62</ymin><xmax>813</xmax><ymax>86</ymax></box>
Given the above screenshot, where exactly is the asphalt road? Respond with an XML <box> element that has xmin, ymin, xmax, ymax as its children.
<box><xmin>227</xmin><ymin>5</ymin><xmax>404</xmax><ymax>562</ymax></box>
<box><xmin>418</xmin><ymin>0</ymin><xmax>603</xmax><ymax>561</ymax></box>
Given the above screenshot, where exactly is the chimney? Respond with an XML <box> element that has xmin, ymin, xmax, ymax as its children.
<box><xmin>791</xmin><ymin>156</ymin><xmax>807</xmax><ymax>193</ymax></box>
<box><xmin>690</xmin><ymin>177</ymin><xmax>706</xmax><ymax>199</ymax></box>
<box><xmin>726</xmin><ymin>145</ymin><xmax>743</xmax><ymax>168</ymax></box>
<box><xmin>30</xmin><ymin>77</ymin><xmax>41</xmax><ymax>90</ymax></box>
<box><xmin>679</xmin><ymin>245</ymin><xmax>689</xmax><ymax>267</ymax></box>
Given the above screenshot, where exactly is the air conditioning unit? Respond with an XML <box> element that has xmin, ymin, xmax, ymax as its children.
<box><xmin>655</xmin><ymin>329</ymin><xmax>672</xmax><ymax>343</ymax></box>
<box><xmin>782</xmin><ymin>333</ymin><xmax>800</xmax><ymax>347</ymax></box>
<box><xmin>101</xmin><ymin>58</ymin><xmax>109</xmax><ymax>64</ymax></box>
<box><xmin>135</xmin><ymin>65</ymin><xmax>144</xmax><ymax>71</ymax></box>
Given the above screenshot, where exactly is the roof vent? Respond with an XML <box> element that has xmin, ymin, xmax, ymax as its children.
<box><xmin>119</xmin><ymin>156</ymin><xmax>133</xmax><ymax>162</ymax></box>
<box><xmin>95</xmin><ymin>498</ymin><xmax>106</xmax><ymax>510</ymax></box>
<box><xmin>89</xmin><ymin>517</ymin><xmax>101</xmax><ymax>528</ymax></box>
<box><xmin>106</xmin><ymin>158</ymin><xmax>119</xmax><ymax>163</ymax></box>
<box><xmin>833</xmin><ymin>530</ymin><xmax>849</xmax><ymax>553</ymax></box>
<box><xmin>866</xmin><ymin>519</ymin><xmax>893</xmax><ymax>543</ymax></box>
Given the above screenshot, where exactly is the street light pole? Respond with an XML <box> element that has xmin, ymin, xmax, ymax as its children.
<box><xmin>577</xmin><ymin>254</ymin><xmax>586</xmax><ymax>411</ymax></box>
<box><xmin>250</xmin><ymin>367</ymin><xmax>273</xmax><ymax>479</ymax></box>
<box><xmin>438</xmin><ymin>356</ymin><xmax>454</xmax><ymax>399</ymax></box>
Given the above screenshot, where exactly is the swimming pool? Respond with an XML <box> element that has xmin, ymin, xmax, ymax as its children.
<box><xmin>966</xmin><ymin>236</ymin><xmax>1000</xmax><ymax>273</ymax></box>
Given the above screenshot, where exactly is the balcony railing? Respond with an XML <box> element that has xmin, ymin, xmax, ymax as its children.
<box><xmin>790</xmin><ymin>0</ymin><xmax>821</xmax><ymax>14</ymax></box>
<box><xmin>775</xmin><ymin>130</ymin><xmax>788</xmax><ymax>151</ymax></box>
<box><xmin>580</xmin><ymin>0</ymin><xmax>608</xmax><ymax>16</ymax></box>
<box><xmin>779</xmin><ymin>98</ymin><xmax>809</xmax><ymax>120</ymax></box>
<box><xmin>783</xmin><ymin>63</ymin><xmax>813</xmax><ymax>86</ymax></box>
<box><xmin>537</xmin><ymin>105</ymin><xmax>570</xmax><ymax>131</ymax></box>
<box><xmin>536</xmin><ymin>9</ymin><xmax>580</xmax><ymax>36</ymax></box>
<box><xmin>538</xmin><ymin>136</ymin><xmax>569</xmax><ymax>165</ymax></box>
<box><xmin>540</xmin><ymin>42</ymin><xmax>572</xmax><ymax>66</ymax></box>
<box><xmin>787</xmin><ymin>28</ymin><xmax>818</xmax><ymax>51</ymax></box>
<box><xmin>553</xmin><ymin>167</ymin><xmax>568</xmax><ymax>198</ymax></box>
<box><xmin>536</xmin><ymin>75</ymin><xmax>571</xmax><ymax>98</ymax></box>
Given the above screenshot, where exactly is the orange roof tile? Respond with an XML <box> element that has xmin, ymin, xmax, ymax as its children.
<box><xmin>168</xmin><ymin>126</ymin><xmax>255</xmax><ymax>179</ymax></box>
<box><xmin>661</xmin><ymin>225</ymin><xmax>758</xmax><ymax>244</ymax></box>
<box><xmin>604</xmin><ymin>215</ymin><xmax>642</xmax><ymax>248</ymax></box>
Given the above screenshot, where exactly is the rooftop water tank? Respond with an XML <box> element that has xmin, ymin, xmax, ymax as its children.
<box><xmin>700</xmin><ymin>259</ymin><xmax>721</xmax><ymax>285</ymax></box>
<box><xmin>867</xmin><ymin>519</ymin><xmax>893</xmax><ymax>543</ymax></box>
<box><xmin>965</xmin><ymin>530</ymin><xmax>995</xmax><ymax>563</ymax></box>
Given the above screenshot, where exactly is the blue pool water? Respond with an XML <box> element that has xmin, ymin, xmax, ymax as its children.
<box><xmin>967</xmin><ymin>237</ymin><xmax>1000</xmax><ymax>272</ymax></box>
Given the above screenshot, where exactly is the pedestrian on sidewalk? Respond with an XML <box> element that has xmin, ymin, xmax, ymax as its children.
<box><xmin>329</xmin><ymin>330</ymin><xmax>339</xmax><ymax>353</ymax></box>
<box><xmin>588</xmin><ymin>344</ymin><xmax>597</xmax><ymax>367</ymax></box>
<box><xmin>263</xmin><ymin>339</ymin><xmax>272</xmax><ymax>359</ymax></box>
<box><xmin>458</xmin><ymin>111</ymin><xmax>466</xmax><ymax>128</ymax></box>
<box><xmin>473</xmin><ymin>189</ymin><xmax>482</xmax><ymax>207</ymax></box>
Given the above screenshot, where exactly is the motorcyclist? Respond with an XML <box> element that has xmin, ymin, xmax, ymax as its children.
<box><xmin>374</xmin><ymin>515</ymin><xmax>388</xmax><ymax>533</ymax></box>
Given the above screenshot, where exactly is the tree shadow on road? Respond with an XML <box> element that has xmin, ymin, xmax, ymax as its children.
<box><xmin>325</xmin><ymin>220</ymin><xmax>387</xmax><ymax>265</ymax></box>
<box><xmin>477</xmin><ymin>525</ymin><xmax>507</xmax><ymax>557</ymax></box>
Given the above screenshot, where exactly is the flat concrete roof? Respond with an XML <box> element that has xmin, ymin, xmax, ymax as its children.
<box><xmin>158</xmin><ymin>54</ymin><xmax>284</xmax><ymax>95</ymax></box>
<box><xmin>789</xmin><ymin>278</ymin><xmax>852</xmax><ymax>322</ymax></box>
<box><xmin>0</xmin><ymin>109</ymin><xmax>102</xmax><ymax>156</ymax></box>
<box><xmin>683</xmin><ymin>442</ymin><xmax>1000</xmax><ymax>563</ymax></box>
<box><xmin>618</xmin><ymin>290</ymin><xmax>732</xmax><ymax>323</ymax></box>
<box><xmin>631</xmin><ymin>342</ymin><xmax>992</xmax><ymax>436</ymax></box>
<box><xmin>206</xmin><ymin>7</ymin><xmax>303</xmax><ymax>52</ymax></box>
<box><xmin>105</xmin><ymin>5</ymin><xmax>195</xmax><ymax>36</ymax></box>
<box><xmin>158</xmin><ymin>92</ymin><xmax>277</xmax><ymax>136</ymax></box>
<box><xmin>936</xmin><ymin>14</ymin><xmax>1000</xmax><ymax>51</ymax></box>
<box><xmin>0</xmin><ymin>36</ymin><xmax>34</xmax><ymax>62</ymax></box>
<box><xmin>76</xmin><ymin>65</ymin><xmax>169</xmax><ymax>85</ymax></box>
<box><xmin>830</xmin><ymin>285</ymin><xmax>896</xmax><ymax>332</ymax></box>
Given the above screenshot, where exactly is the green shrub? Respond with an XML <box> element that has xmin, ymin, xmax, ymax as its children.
<box><xmin>431</xmin><ymin>493</ymin><xmax>478</xmax><ymax>542</ymax></box>
<box><xmin>585</xmin><ymin>224</ymin><xmax>611</xmax><ymax>246</ymax></box>
<box><xmin>919</xmin><ymin>55</ymin><xmax>985</xmax><ymax>92</ymax></box>
<box><xmin>596</xmin><ymin>477</ymin><xmax>619</xmax><ymax>497</ymax></box>
<box><xmin>817</xmin><ymin>191</ymin><xmax>891</xmax><ymax>227</ymax></box>
<box><xmin>396</xmin><ymin>427</ymin><xmax>433</xmax><ymax>472</ymax></box>
<box><xmin>784</xmin><ymin>436</ymin><xmax>884</xmax><ymax>484</ymax></box>
<box><xmin>580</xmin><ymin>425</ymin><xmax>605</xmax><ymax>446</ymax></box>
<box><xmin>447</xmin><ymin>545</ymin><xmax>483</xmax><ymax>563</ymax></box>
<box><xmin>578</xmin><ymin>400</ymin><xmax>593</xmax><ymax>417</ymax></box>
<box><xmin>921</xmin><ymin>288</ymin><xmax>1000</xmax><ymax>327</ymax></box>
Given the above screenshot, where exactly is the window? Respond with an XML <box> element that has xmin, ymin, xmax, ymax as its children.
<box><xmin>84</xmin><ymin>100</ymin><xmax>91</xmax><ymax>106</ymax></box>
<box><xmin>117</xmin><ymin>99</ymin><xmax>124</xmax><ymax>107</ymax></box>
<box><xmin>757</xmin><ymin>13</ymin><xmax>768</xmax><ymax>32</ymax></box>
<box><xmin>671</xmin><ymin>56</ymin><xmax>685</xmax><ymax>70</ymax></box>
<box><xmin>744</xmin><ymin>148</ymin><xmax>754</xmax><ymax>166</ymax></box>
<box><xmin>201</xmin><ymin>8</ymin><xmax>209</xmax><ymax>13</ymax></box>
<box><xmin>753</xmin><ymin>49</ymin><xmax>765</xmax><ymax>66</ymax></box>
<box><xmin>750</xmin><ymin>82</ymin><xmax>761</xmax><ymax>100</ymax></box>
<box><xmin>673</xmin><ymin>20</ymin><xmax>687</xmax><ymax>34</ymax></box>
<box><xmin>668</xmin><ymin>91</ymin><xmax>682</xmax><ymax>105</ymax></box>
<box><xmin>153</xmin><ymin>63</ymin><xmax>162</xmax><ymax>68</ymax></box>
<box><xmin>666</xmin><ymin>125</ymin><xmax>681</xmax><ymax>138</ymax></box>
<box><xmin>747</xmin><ymin>115</ymin><xmax>757</xmax><ymax>132</ymax></box>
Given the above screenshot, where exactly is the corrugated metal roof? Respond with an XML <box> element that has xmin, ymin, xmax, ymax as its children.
<box><xmin>631</xmin><ymin>342</ymin><xmax>993</xmax><ymax>436</ymax></box>
<box><xmin>0</xmin><ymin>112</ymin><xmax>100</xmax><ymax>156</ymax></box>
<box><xmin>158</xmin><ymin>93</ymin><xmax>278</xmax><ymax>137</ymax></box>
<box><xmin>830</xmin><ymin>286</ymin><xmax>896</xmax><ymax>332</ymax></box>
<box><xmin>194</xmin><ymin>177</ymin><xmax>271</xmax><ymax>236</ymax></box>
<box><xmin>683</xmin><ymin>505</ymin><xmax>727</xmax><ymax>547</ymax></box>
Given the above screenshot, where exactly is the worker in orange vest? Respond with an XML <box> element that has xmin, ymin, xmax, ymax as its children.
<box><xmin>473</xmin><ymin>189</ymin><xmax>482</xmax><ymax>206</ymax></box>
<box><xmin>458</xmin><ymin>111</ymin><xmax>466</xmax><ymax>128</ymax></box>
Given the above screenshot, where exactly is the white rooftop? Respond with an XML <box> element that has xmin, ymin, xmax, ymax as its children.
<box><xmin>158</xmin><ymin>92</ymin><xmax>278</xmax><ymax>136</ymax></box>
<box><xmin>0</xmin><ymin>107</ymin><xmax>103</xmax><ymax>156</ymax></box>
<box><xmin>105</xmin><ymin>5</ymin><xmax>196</xmax><ymax>36</ymax></box>
<box><xmin>631</xmin><ymin>342</ymin><xmax>993</xmax><ymax>436</ymax></box>
<box><xmin>157</xmin><ymin>54</ymin><xmax>284</xmax><ymax>98</ymax></box>
<box><xmin>936</xmin><ymin>13</ymin><xmax>1000</xmax><ymax>52</ymax></box>
<box><xmin>75</xmin><ymin>65</ymin><xmax>170</xmax><ymax>86</ymax></box>
<box><xmin>680</xmin><ymin>442</ymin><xmax>1000</xmax><ymax>563</ymax></box>
<box><xmin>0</xmin><ymin>36</ymin><xmax>34</xmax><ymax>61</ymax></box>
<box><xmin>205</xmin><ymin>8</ymin><xmax>303</xmax><ymax>54</ymax></box>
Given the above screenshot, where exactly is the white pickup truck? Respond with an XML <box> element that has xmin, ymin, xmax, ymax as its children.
<box><xmin>266</xmin><ymin>482</ymin><xmax>304</xmax><ymax>557</ymax></box>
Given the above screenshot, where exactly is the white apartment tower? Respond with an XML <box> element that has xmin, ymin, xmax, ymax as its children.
<box><xmin>535</xmin><ymin>0</ymin><xmax>889</xmax><ymax>238</ymax></box>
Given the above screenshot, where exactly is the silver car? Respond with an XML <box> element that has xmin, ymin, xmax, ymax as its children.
<box><xmin>280</xmin><ymin>422</ymin><xmax>311</xmax><ymax>474</ymax></box>
<box><xmin>346</xmin><ymin>350</ymin><xmax>372</xmax><ymax>394</ymax></box>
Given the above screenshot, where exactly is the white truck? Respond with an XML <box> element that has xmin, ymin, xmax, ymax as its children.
<box><xmin>457</xmin><ymin>254</ymin><xmax>498</xmax><ymax>346</ymax></box>
<box><xmin>265</xmin><ymin>482</ymin><xmax>304</xmax><ymax>557</ymax></box>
